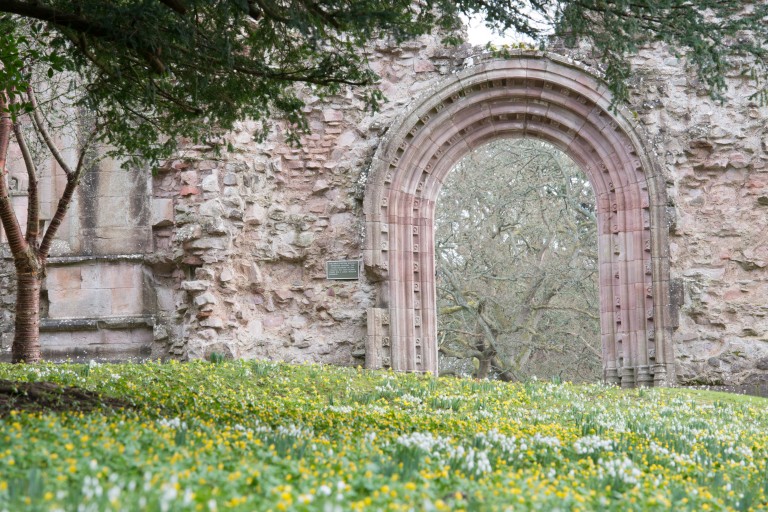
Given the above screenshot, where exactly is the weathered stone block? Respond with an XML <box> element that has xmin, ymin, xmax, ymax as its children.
<box><xmin>185</xmin><ymin>237</ymin><xmax>229</xmax><ymax>250</ymax></box>
<box><xmin>414</xmin><ymin>60</ymin><xmax>435</xmax><ymax>73</ymax></box>
<box><xmin>83</xmin><ymin>227</ymin><xmax>152</xmax><ymax>254</ymax></box>
<box><xmin>152</xmin><ymin>198</ymin><xmax>175</xmax><ymax>227</ymax></box>
<box><xmin>46</xmin><ymin>267</ymin><xmax>82</xmax><ymax>291</ymax></box>
<box><xmin>175</xmin><ymin>224</ymin><xmax>202</xmax><ymax>242</ymax></box>
<box><xmin>199</xmin><ymin>199</ymin><xmax>223</xmax><ymax>218</ymax></box>
<box><xmin>194</xmin><ymin>292</ymin><xmax>217</xmax><ymax>307</ymax></box>
<box><xmin>219</xmin><ymin>268</ymin><xmax>234</xmax><ymax>282</ymax></box>
<box><xmin>111</xmin><ymin>287</ymin><xmax>144</xmax><ymax>315</ymax></box>
<box><xmin>202</xmin><ymin>174</ymin><xmax>220</xmax><ymax>193</ymax></box>
<box><xmin>47</xmin><ymin>288</ymin><xmax>112</xmax><ymax>319</ymax></box>
<box><xmin>323</xmin><ymin>109</ymin><xmax>343</xmax><ymax>122</ymax></box>
<box><xmin>181</xmin><ymin>280</ymin><xmax>210</xmax><ymax>291</ymax></box>
<box><xmin>200</xmin><ymin>317</ymin><xmax>224</xmax><ymax>329</ymax></box>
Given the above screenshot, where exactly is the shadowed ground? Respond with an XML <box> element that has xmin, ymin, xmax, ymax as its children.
<box><xmin>0</xmin><ymin>379</ymin><xmax>133</xmax><ymax>417</ymax></box>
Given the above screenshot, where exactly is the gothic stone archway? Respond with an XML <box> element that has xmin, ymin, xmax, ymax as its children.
<box><xmin>363</xmin><ymin>53</ymin><xmax>675</xmax><ymax>387</ymax></box>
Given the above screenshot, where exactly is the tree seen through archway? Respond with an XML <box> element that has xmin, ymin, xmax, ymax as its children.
<box><xmin>436</xmin><ymin>139</ymin><xmax>600</xmax><ymax>382</ymax></box>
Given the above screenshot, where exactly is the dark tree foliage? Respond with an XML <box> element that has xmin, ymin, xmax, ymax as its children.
<box><xmin>554</xmin><ymin>0</ymin><xmax>768</xmax><ymax>104</ymax></box>
<box><xmin>1</xmin><ymin>0</ymin><xmax>464</xmax><ymax>164</ymax></box>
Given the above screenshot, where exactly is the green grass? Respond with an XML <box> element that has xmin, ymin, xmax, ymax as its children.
<box><xmin>0</xmin><ymin>360</ymin><xmax>767</xmax><ymax>511</ymax></box>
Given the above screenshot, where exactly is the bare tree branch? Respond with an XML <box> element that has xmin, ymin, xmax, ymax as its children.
<box><xmin>27</xmin><ymin>88</ymin><xmax>74</xmax><ymax>177</ymax></box>
<box><xmin>11</xmin><ymin>119</ymin><xmax>39</xmax><ymax>244</ymax></box>
<box><xmin>0</xmin><ymin>92</ymin><xmax>28</xmax><ymax>258</ymax></box>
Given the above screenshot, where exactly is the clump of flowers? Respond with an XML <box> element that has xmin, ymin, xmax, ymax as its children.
<box><xmin>0</xmin><ymin>360</ymin><xmax>765</xmax><ymax>511</ymax></box>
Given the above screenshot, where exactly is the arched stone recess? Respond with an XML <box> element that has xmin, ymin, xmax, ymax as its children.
<box><xmin>363</xmin><ymin>52</ymin><xmax>675</xmax><ymax>387</ymax></box>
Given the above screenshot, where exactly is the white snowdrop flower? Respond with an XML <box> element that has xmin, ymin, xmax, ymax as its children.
<box><xmin>89</xmin><ymin>459</ymin><xmax>98</xmax><ymax>471</ymax></box>
<box><xmin>327</xmin><ymin>405</ymin><xmax>354</xmax><ymax>414</ymax></box>
<box><xmin>107</xmin><ymin>486</ymin><xmax>120</xmax><ymax>503</ymax></box>
<box><xmin>598</xmin><ymin>457</ymin><xmax>642</xmax><ymax>485</ymax></box>
<box><xmin>183</xmin><ymin>488</ymin><xmax>194</xmax><ymax>505</ymax></box>
<box><xmin>277</xmin><ymin>424</ymin><xmax>311</xmax><ymax>438</ymax></box>
<box><xmin>532</xmin><ymin>433</ymin><xmax>561</xmax><ymax>448</ymax></box>
<box><xmin>466</xmin><ymin>449</ymin><xmax>476</xmax><ymax>471</ymax></box>
<box><xmin>318</xmin><ymin>485</ymin><xmax>332</xmax><ymax>496</ymax></box>
<box><xmin>336</xmin><ymin>481</ymin><xmax>346</xmax><ymax>491</ymax></box>
<box><xmin>298</xmin><ymin>493</ymin><xmax>313</xmax><ymax>504</ymax></box>
<box><xmin>399</xmin><ymin>393</ymin><xmax>422</xmax><ymax>404</ymax></box>
<box><xmin>474</xmin><ymin>450</ymin><xmax>492</xmax><ymax>474</ymax></box>
<box><xmin>207</xmin><ymin>499</ymin><xmax>217</xmax><ymax>511</ymax></box>
<box><xmin>450</xmin><ymin>445</ymin><xmax>465</xmax><ymax>459</ymax></box>
<box><xmin>573</xmin><ymin>436</ymin><xmax>614</xmax><ymax>454</ymax></box>
<box><xmin>81</xmin><ymin>475</ymin><xmax>103</xmax><ymax>500</ymax></box>
<box><xmin>111</xmin><ymin>373</ymin><xmax>121</xmax><ymax>381</ymax></box>
<box><xmin>396</xmin><ymin>432</ymin><xmax>452</xmax><ymax>453</ymax></box>
<box><xmin>159</xmin><ymin>480</ymin><xmax>178</xmax><ymax>512</ymax></box>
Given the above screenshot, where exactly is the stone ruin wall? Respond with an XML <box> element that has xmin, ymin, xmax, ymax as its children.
<box><xmin>148</xmin><ymin>36</ymin><xmax>469</xmax><ymax>365</ymax></box>
<box><xmin>1</xmin><ymin>142</ymin><xmax>156</xmax><ymax>361</ymax></box>
<box><xmin>626</xmin><ymin>45</ymin><xmax>768</xmax><ymax>385</ymax></box>
<box><xmin>2</xmin><ymin>34</ymin><xmax>768</xmax><ymax>386</ymax></box>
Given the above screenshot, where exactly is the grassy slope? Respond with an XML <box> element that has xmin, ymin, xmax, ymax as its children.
<box><xmin>0</xmin><ymin>360</ymin><xmax>766</xmax><ymax>511</ymax></box>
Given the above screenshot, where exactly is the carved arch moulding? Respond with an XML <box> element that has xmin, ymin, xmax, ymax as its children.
<box><xmin>362</xmin><ymin>52</ymin><xmax>675</xmax><ymax>387</ymax></box>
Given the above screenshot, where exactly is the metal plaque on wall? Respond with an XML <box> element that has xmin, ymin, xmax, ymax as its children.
<box><xmin>326</xmin><ymin>260</ymin><xmax>362</xmax><ymax>280</ymax></box>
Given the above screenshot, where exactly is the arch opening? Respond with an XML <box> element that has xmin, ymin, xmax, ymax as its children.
<box><xmin>363</xmin><ymin>54</ymin><xmax>674</xmax><ymax>387</ymax></box>
<box><xmin>435</xmin><ymin>139</ymin><xmax>601</xmax><ymax>382</ymax></box>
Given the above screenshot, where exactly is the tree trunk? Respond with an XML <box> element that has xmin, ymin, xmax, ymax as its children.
<box><xmin>477</xmin><ymin>356</ymin><xmax>492</xmax><ymax>380</ymax></box>
<box><xmin>2</xmin><ymin>91</ymin><xmax>45</xmax><ymax>363</ymax></box>
<box><xmin>12</xmin><ymin>261</ymin><xmax>43</xmax><ymax>363</ymax></box>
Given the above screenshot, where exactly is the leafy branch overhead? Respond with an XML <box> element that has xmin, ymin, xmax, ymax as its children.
<box><xmin>555</xmin><ymin>0</ymin><xmax>768</xmax><ymax>105</ymax></box>
<box><xmin>1</xmin><ymin>0</ymin><xmax>767</xmax><ymax>166</ymax></box>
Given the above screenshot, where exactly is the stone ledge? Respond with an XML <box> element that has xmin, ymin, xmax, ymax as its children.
<box><xmin>47</xmin><ymin>254</ymin><xmax>147</xmax><ymax>266</ymax></box>
<box><xmin>40</xmin><ymin>315</ymin><xmax>155</xmax><ymax>332</ymax></box>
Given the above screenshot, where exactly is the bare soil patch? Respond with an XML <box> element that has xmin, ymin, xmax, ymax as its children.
<box><xmin>0</xmin><ymin>379</ymin><xmax>133</xmax><ymax>417</ymax></box>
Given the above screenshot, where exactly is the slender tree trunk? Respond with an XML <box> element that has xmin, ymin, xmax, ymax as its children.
<box><xmin>474</xmin><ymin>316</ymin><xmax>492</xmax><ymax>380</ymax></box>
<box><xmin>12</xmin><ymin>260</ymin><xmax>43</xmax><ymax>363</ymax></box>
<box><xmin>477</xmin><ymin>356</ymin><xmax>492</xmax><ymax>380</ymax></box>
<box><xmin>1</xmin><ymin>90</ymin><xmax>45</xmax><ymax>363</ymax></box>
